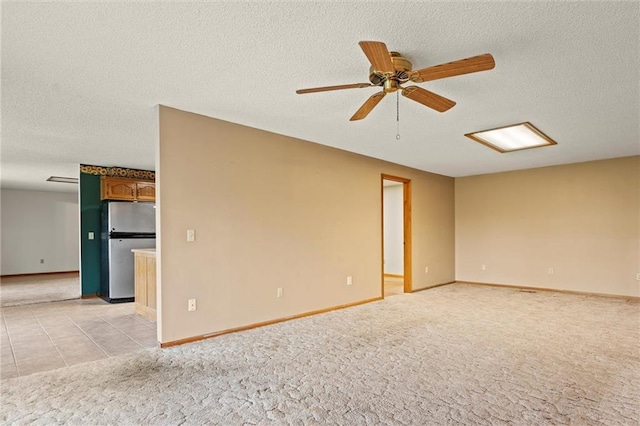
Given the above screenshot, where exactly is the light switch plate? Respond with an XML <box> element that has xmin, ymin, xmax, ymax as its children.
<box><xmin>187</xmin><ymin>229</ymin><xmax>195</xmax><ymax>242</ymax></box>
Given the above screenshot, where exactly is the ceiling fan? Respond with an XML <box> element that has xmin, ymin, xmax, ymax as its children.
<box><xmin>296</xmin><ymin>41</ymin><xmax>495</xmax><ymax>121</ymax></box>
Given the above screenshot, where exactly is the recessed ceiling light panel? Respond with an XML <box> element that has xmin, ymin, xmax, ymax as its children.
<box><xmin>465</xmin><ymin>122</ymin><xmax>557</xmax><ymax>153</ymax></box>
<box><xmin>46</xmin><ymin>176</ymin><xmax>78</xmax><ymax>184</ymax></box>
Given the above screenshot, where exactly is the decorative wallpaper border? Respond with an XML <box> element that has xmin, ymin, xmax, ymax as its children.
<box><xmin>80</xmin><ymin>164</ymin><xmax>155</xmax><ymax>181</ymax></box>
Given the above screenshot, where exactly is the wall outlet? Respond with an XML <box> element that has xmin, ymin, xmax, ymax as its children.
<box><xmin>277</xmin><ymin>287</ymin><xmax>283</xmax><ymax>298</ymax></box>
<box><xmin>636</xmin><ymin>273</ymin><xmax>640</xmax><ymax>281</ymax></box>
<box><xmin>425</xmin><ymin>266</ymin><xmax>429</xmax><ymax>273</ymax></box>
<box><xmin>347</xmin><ymin>276</ymin><xmax>353</xmax><ymax>286</ymax></box>
<box><xmin>186</xmin><ymin>229</ymin><xmax>195</xmax><ymax>242</ymax></box>
<box><xmin>40</xmin><ymin>259</ymin><xmax>44</xmax><ymax>264</ymax></box>
<box><xmin>88</xmin><ymin>232</ymin><xmax>95</xmax><ymax>240</ymax></box>
<box><xmin>548</xmin><ymin>267</ymin><xmax>554</xmax><ymax>275</ymax></box>
<box><xmin>481</xmin><ymin>264</ymin><xmax>486</xmax><ymax>271</ymax></box>
<box><xmin>188</xmin><ymin>299</ymin><xmax>197</xmax><ymax>311</ymax></box>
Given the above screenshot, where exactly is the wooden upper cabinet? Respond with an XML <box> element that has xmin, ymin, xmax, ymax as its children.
<box><xmin>101</xmin><ymin>177</ymin><xmax>136</xmax><ymax>200</ymax></box>
<box><xmin>101</xmin><ymin>177</ymin><xmax>155</xmax><ymax>201</ymax></box>
<box><xmin>135</xmin><ymin>181</ymin><xmax>156</xmax><ymax>201</ymax></box>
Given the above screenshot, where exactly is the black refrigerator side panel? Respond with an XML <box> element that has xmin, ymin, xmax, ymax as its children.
<box><xmin>100</xmin><ymin>203</ymin><xmax>110</xmax><ymax>298</ymax></box>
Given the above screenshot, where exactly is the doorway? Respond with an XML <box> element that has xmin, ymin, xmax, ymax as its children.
<box><xmin>381</xmin><ymin>175</ymin><xmax>411</xmax><ymax>297</ymax></box>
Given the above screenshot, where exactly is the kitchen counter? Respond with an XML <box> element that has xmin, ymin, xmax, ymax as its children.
<box><xmin>132</xmin><ymin>248</ymin><xmax>156</xmax><ymax>320</ymax></box>
<box><xmin>131</xmin><ymin>248</ymin><xmax>156</xmax><ymax>256</ymax></box>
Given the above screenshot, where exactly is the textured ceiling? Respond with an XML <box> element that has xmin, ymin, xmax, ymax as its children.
<box><xmin>2</xmin><ymin>2</ymin><xmax>638</xmax><ymax>192</ymax></box>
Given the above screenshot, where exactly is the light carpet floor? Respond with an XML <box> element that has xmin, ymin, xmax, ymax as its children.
<box><xmin>1</xmin><ymin>283</ymin><xmax>638</xmax><ymax>425</ymax></box>
<box><xmin>0</xmin><ymin>273</ymin><xmax>80</xmax><ymax>307</ymax></box>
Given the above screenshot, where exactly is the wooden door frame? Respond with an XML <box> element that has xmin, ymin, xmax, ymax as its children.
<box><xmin>381</xmin><ymin>174</ymin><xmax>412</xmax><ymax>296</ymax></box>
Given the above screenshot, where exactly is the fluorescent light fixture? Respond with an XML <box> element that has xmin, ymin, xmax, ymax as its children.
<box><xmin>465</xmin><ymin>122</ymin><xmax>557</xmax><ymax>153</ymax></box>
<box><xmin>46</xmin><ymin>176</ymin><xmax>79</xmax><ymax>184</ymax></box>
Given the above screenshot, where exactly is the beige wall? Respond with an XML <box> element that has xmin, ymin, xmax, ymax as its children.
<box><xmin>157</xmin><ymin>106</ymin><xmax>454</xmax><ymax>343</ymax></box>
<box><xmin>1</xmin><ymin>189</ymin><xmax>79</xmax><ymax>275</ymax></box>
<box><xmin>455</xmin><ymin>156</ymin><xmax>640</xmax><ymax>297</ymax></box>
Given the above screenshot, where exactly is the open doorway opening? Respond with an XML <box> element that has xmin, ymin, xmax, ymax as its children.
<box><xmin>0</xmin><ymin>188</ymin><xmax>80</xmax><ymax>307</ymax></box>
<box><xmin>381</xmin><ymin>175</ymin><xmax>411</xmax><ymax>297</ymax></box>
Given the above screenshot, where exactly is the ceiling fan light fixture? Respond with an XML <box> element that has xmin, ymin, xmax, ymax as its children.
<box><xmin>465</xmin><ymin>122</ymin><xmax>557</xmax><ymax>153</ymax></box>
<box><xmin>296</xmin><ymin>41</ymin><xmax>495</xmax><ymax>120</ymax></box>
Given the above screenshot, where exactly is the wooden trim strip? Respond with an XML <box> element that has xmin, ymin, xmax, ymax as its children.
<box><xmin>411</xmin><ymin>281</ymin><xmax>456</xmax><ymax>292</ymax></box>
<box><xmin>160</xmin><ymin>296</ymin><xmax>383</xmax><ymax>348</ymax></box>
<box><xmin>459</xmin><ymin>281</ymin><xmax>640</xmax><ymax>301</ymax></box>
<box><xmin>380</xmin><ymin>178</ymin><xmax>385</xmax><ymax>298</ymax></box>
<box><xmin>384</xmin><ymin>273</ymin><xmax>404</xmax><ymax>278</ymax></box>
<box><xmin>81</xmin><ymin>294</ymin><xmax>99</xmax><ymax>299</ymax></box>
<box><xmin>1</xmin><ymin>270</ymin><xmax>79</xmax><ymax>278</ymax></box>
<box><xmin>403</xmin><ymin>180</ymin><xmax>412</xmax><ymax>293</ymax></box>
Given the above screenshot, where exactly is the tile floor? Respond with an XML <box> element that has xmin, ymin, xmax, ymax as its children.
<box><xmin>0</xmin><ymin>298</ymin><xmax>157</xmax><ymax>379</ymax></box>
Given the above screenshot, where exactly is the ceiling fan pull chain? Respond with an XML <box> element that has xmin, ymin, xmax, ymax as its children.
<box><xmin>396</xmin><ymin>91</ymin><xmax>401</xmax><ymax>140</ymax></box>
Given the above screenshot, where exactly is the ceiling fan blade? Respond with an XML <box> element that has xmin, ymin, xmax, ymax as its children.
<box><xmin>296</xmin><ymin>83</ymin><xmax>373</xmax><ymax>94</ymax></box>
<box><xmin>402</xmin><ymin>86</ymin><xmax>456</xmax><ymax>112</ymax></box>
<box><xmin>411</xmin><ymin>53</ymin><xmax>495</xmax><ymax>82</ymax></box>
<box><xmin>358</xmin><ymin>41</ymin><xmax>395</xmax><ymax>74</ymax></box>
<box><xmin>350</xmin><ymin>92</ymin><xmax>386</xmax><ymax>121</ymax></box>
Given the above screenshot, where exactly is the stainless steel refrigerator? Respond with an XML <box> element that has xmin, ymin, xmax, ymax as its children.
<box><xmin>101</xmin><ymin>201</ymin><xmax>156</xmax><ymax>303</ymax></box>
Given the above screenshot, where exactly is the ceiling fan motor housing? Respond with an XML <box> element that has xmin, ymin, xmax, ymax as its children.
<box><xmin>369</xmin><ymin>52</ymin><xmax>413</xmax><ymax>91</ymax></box>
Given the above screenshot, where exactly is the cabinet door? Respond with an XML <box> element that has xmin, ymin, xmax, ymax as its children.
<box><xmin>136</xmin><ymin>182</ymin><xmax>156</xmax><ymax>201</ymax></box>
<box><xmin>102</xmin><ymin>178</ymin><xmax>136</xmax><ymax>200</ymax></box>
<box><xmin>146</xmin><ymin>257</ymin><xmax>156</xmax><ymax>310</ymax></box>
<box><xmin>134</xmin><ymin>254</ymin><xmax>148</xmax><ymax>306</ymax></box>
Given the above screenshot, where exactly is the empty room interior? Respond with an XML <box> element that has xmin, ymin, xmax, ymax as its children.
<box><xmin>1</xmin><ymin>2</ymin><xmax>638</xmax><ymax>424</ymax></box>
